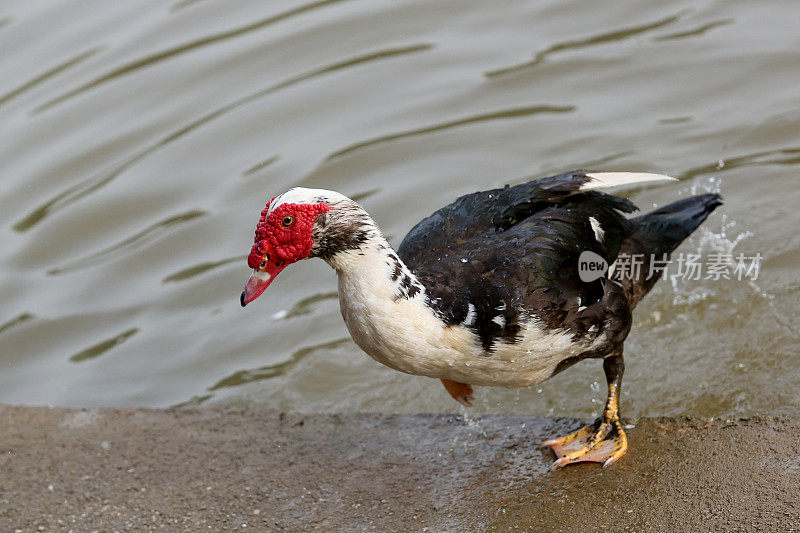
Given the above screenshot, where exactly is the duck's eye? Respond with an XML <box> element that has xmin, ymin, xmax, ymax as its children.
<box><xmin>282</xmin><ymin>216</ymin><xmax>294</xmax><ymax>227</ymax></box>
<box><xmin>259</xmin><ymin>260</ymin><xmax>267</xmax><ymax>269</ymax></box>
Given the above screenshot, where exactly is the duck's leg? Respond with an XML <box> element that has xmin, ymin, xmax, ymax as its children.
<box><xmin>543</xmin><ymin>352</ymin><xmax>628</xmax><ymax>469</ymax></box>
<box><xmin>440</xmin><ymin>378</ymin><xmax>474</xmax><ymax>407</ymax></box>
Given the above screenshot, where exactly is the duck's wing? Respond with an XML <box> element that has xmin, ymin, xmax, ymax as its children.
<box><xmin>398</xmin><ymin>170</ymin><xmax>674</xmax><ymax>351</ymax></box>
<box><xmin>398</xmin><ymin>170</ymin><xmax>673</xmax><ymax>267</ymax></box>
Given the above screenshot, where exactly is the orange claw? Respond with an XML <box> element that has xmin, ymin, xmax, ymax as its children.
<box><xmin>440</xmin><ymin>378</ymin><xmax>474</xmax><ymax>407</ymax></box>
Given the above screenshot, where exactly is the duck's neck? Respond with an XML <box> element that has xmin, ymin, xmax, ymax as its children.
<box><xmin>312</xmin><ymin>202</ymin><xmax>453</xmax><ymax>374</ymax></box>
<box><xmin>325</xmin><ymin>229</ymin><xmax>458</xmax><ymax>376</ymax></box>
<box><xmin>324</xmin><ymin>230</ymin><xmax>426</xmax><ymax>305</ymax></box>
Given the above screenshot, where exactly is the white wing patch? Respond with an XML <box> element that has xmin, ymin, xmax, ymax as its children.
<box><xmin>589</xmin><ymin>216</ymin><xmax>605</xmax><ymax>242</ymax></box>
<box><xmin>581</xmin><ymin>172</ymin><xmax>677</xmax><ymax>191</ymax></box>
<box><xmin>463</xmin><ymin>303</ymin><xmax>477</xmax><ymax>326</ymax></box>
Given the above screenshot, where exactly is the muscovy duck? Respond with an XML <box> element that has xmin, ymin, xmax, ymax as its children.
<box><xmin>240</xmin><ymin>170</ymin><xmax>721</xmax><ymax>469</ymax></box>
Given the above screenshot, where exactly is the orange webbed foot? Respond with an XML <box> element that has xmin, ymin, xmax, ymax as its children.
<box><xmin>543</xmin><ymin>352</ymin><xmax>628</xmax><ymax>469</ymax></box>
<box><xmin>542</xmin><ymin>419</ymin><xmax>628</xmax><ymax>469</ymax></box>
<box><xmin>440</xmin><ymin>378</ymin><xmax>474</xmax><ymax>407</ymax></box>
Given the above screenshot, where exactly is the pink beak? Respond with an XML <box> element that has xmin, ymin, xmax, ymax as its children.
<box><xmin>240</xmin><ymin>262</ymin><xmax>286</xmax><ymax>307</ymax></box>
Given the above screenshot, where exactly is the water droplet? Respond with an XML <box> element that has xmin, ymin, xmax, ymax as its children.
<box><xmin>716</xmin><ymin>159</ymin><xmax>725</xmax><ymax>169</ymax></box>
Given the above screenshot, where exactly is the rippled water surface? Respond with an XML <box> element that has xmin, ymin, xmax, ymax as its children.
<box><xmin>1</xmin><ymin>0</ymin><xmax>798</xmax><ymax>416</ymax></box>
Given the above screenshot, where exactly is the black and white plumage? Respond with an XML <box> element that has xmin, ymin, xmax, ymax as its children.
<box><xmin>398</xmin><ymin>171</ymin><xmax>640</xmax><ymax>353</ymax></box>
<box><xmin>242</xmin><ymin>169</ymin><xmax>722</xmax><ymax>468</ymax></box>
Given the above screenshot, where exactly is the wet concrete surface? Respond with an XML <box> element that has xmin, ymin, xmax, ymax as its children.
<box><xmin>0</xmin><ymin>405</ymin><xmax>797</xmax><ymax>531</ymax></box>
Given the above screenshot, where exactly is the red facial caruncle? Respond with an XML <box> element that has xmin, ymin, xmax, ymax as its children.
<box><xmin>240</xmin><ymin>198</ymin><xmax>330</xmax><ymax>306</ymax></box>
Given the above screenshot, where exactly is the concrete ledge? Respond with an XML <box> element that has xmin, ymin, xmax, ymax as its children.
<box><xmin>0</xmin><ymin>405</ymin><xmax>797</xmax><ymax>531</ymax></box>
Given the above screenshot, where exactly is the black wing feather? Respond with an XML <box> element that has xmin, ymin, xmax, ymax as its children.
<box><xmin>397</xmin><ymin>170</ymin><xmax>636</xmax><ymax>352</ymax></box>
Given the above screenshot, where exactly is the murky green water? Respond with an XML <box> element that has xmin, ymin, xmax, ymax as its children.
<box><xmin>1</xmin><ymin>0</ymin><xmax>798</xmax><ymax>417</ymax></box>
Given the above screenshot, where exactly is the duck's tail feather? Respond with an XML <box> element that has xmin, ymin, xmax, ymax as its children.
<box><xmin>616</xmin><ymin>193</ymin><xmax>723</xmax><ymax>308</ymax></box>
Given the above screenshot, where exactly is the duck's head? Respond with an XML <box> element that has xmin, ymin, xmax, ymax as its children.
<box><xmin>240</xmin><ymin>187</ymin><xmax>377</xmax><ymax>306</ymax></box>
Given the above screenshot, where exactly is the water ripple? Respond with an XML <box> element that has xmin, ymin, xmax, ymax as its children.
<box><xmin>0</xmin><ymin>47</ymin><xmax>103</xmax><ymax>108</ymax></box>
<box><xmin>327</xmin><ymin>105</ymin><xmax>575</xmax><ymax>160</ymax></box>
<box><xmin>34</xmin><ymin>0</ymin><xmax>356</xmax><ymax>112</ymax></box>
<box><xmin>659</xmin><ymin>116</ymin><xmax>692</xmax><ymax>125</ymax></box>
<box><xmin>14</xmin><ymin>43</ymin><xmax>431</xmax><ymax>232</ymax></box>
<box><xmin>242</xmin><ymin>155</ymin><xmax>280</xmax><ymax>177</ymax></box>
<box><xmin>162</xmin><ymin>255</ymin><xmax>243</xmax><ymax>283</ymax></box>
<box><xmin>680</xmin><ymin>146</ymin><xmax>800</xmax><ymax>181</ymax></box>
<box><xmin>170</xmin><ymin>0</ymin><xmax>209</xmax><ymax>11</ymax></box>
<box><xmin>47</xmin><ymin>209</ymin><xmax>206</xmax><ymax>275</ymax></box>
<box><xmin>485</xmin><ymin>11</ymin><xmax>685</xmax><ymax>78</ymax></box>
<box><xmin>653</xmin><ymin>19</ymin><xmax>734</xmax><ymax>42</ymax></box>
<box><xmin>69</xmin><ymin>327</ymin><xmax>139</xmax><ymax>362</ymax></box>
<box><xmin>0</xmin><ymin>312</ymin><xmax>35</xmax><ymax>337</ymax></box>
<box><xmin>282</xmin><ymin>291</ymin><xmax>339</xmax><ymax>320</ymax></box>
<box><xmin>209</xmin><ymin>337</ymin><xmax>351</xmax><ymax>390</ymax></box>
<box><xmin>536</xmin><ymin>150</ymin><xmax>635</xmax><ymax>179</ymax></box>
<box><xmin>349</xmin><ymin>188</ymin><xmax>381</xmax><ymax>202</ymax></box>
<box><xmin>14</xmin><ymin>152</ymin><xmax>148</xmax><ymax>233</ymax></box>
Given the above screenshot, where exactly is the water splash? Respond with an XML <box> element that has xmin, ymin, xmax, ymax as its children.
<box><xmin>457</xmin><ymin>404</ymin><xmax>479</xmax><ymax>427</ymax></box>
<box><xmin>669</xmin><ymin>177</ymin><xmax>755</xmax><ymax>305</ymax></box>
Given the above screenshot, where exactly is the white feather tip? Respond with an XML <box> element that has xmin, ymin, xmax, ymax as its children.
<box><xmin>581</xmin><ymin>172</ymin><xmax>677</xmax><ymax>191</ymax></box>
